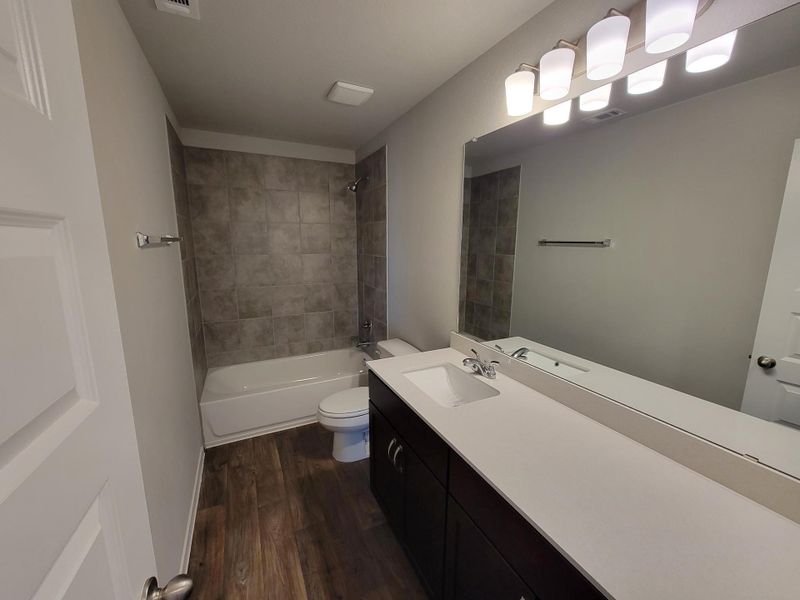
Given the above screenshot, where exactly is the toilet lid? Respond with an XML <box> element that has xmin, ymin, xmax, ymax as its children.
<box><xmin>319</xmin><ymin>387</ymin><xmax>369</xmax><ymax>417</ymax></box>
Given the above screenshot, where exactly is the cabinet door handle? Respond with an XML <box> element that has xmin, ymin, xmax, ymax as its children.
<box><xmin>387</xmin><ymin>438</ymin><xmax>397</xmax><ymax>464</ymax></box>
<box><xmin>392</xmin><ymin>444</ymin><xmax>404</xmax><ymax>473</ymax></box>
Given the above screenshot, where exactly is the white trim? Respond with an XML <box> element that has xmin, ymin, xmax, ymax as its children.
<box><xmin>181</xmin><ymin>128</ymin><xmax>355</xmax><ymax>164</ymax></box>
<box><xmin>180</xmin><ymin>447</ymin><xmax>205</xmax><ymax>572</ymax></box>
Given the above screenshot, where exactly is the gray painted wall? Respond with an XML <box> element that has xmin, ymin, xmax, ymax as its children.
<box><xmin>73</xmin><ymin>0</ymin><xmax>204</xmax><ymax>579</ymax></box>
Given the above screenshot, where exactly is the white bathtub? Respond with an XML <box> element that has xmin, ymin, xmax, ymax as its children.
<box><xmin>200</xmin><ymin>348</ymin><xmax>369</xmax><ymax>446</ymax></box>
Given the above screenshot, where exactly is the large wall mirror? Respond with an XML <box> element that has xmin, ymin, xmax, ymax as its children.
<box><xmin>459</xmin><ymin>4</ymin><xmax>800</xmax><ymax>478</ymax></box>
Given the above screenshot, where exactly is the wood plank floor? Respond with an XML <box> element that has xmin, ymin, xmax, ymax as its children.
<box><xmin>188</xmin><ymin>424</ymin><xmax>428</xmax><ymax>600</ymax></box>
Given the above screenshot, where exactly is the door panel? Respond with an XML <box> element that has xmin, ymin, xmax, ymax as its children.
<box><xmin>743</xmin><ymin>139</ymin><xmax>800</xmax><ymax>428</ymax></box>
<box><xmin>0</xmin><ymin>0</ymin><xmax>155</xmax><ymax>597</ymax></box>
<box><xmin>444</xmin><ymin>498</ymin><xmax>535</xmax><ymax>600</ymax></box>
<box><xmin>369</xmin><ymin>403</ymin><xmax>404</xmax><ymax>534</ymax></box>
<box><xmin>404</xmin><ymin>445</ymin><xmax>446</xmax><ymax>599</ymax></box>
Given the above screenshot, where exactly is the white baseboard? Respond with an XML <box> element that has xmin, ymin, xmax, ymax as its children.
<box><xmin>180</xmin><ymin>446</ymin><xmax>205</xmax><ymax>573</ymax></box>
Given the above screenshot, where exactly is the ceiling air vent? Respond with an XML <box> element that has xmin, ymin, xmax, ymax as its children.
<box><xmin>583</xmin><ymin>108</ymin><xmax>626</xmax><ymax>124</ymax></box>
<box><xmin>154</xmin><ymin>0</ymin><xmax>200</xmax><ymax>19</ymax></box>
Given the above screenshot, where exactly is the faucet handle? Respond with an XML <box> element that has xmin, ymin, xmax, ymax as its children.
<box><xmin>471</xmin><ymin>348</ymin><xmax>480</xmax><ymax>359</ymax></box>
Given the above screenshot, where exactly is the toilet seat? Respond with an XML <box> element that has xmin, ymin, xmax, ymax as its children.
<box><xmin>318</xmin><ymin>387</ymin><xmax>369</xmax><ymax>419</ymax></box>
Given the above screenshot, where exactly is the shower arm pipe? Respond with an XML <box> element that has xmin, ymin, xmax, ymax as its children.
<box><xmin>513</xmin><ymin>0</ymin><xmax>716</xmax><ymax>81</ymax></box>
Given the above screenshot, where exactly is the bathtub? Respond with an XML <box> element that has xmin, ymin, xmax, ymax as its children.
<box><xmin>200</xmin><ymin>348</ymin><xmax>369</xmax><ymax>446</ymax></box>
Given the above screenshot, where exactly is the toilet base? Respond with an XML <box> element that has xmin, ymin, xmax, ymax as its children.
<box><xmin>332</xmin><ymin>429</ymin><xmax>370</xmax><ymax>462</ymax></box>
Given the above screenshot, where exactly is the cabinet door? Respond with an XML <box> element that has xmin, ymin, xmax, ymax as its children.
<box><xmin>369</xmin><ymin>403</ymin><xmax>404</xmax><ymax>534</ymax></box>
<box><xmin>445</xmin><ymin>498</ymin><xmax>536</xmax><ymax>600</ymax></box>
<box><xmin>402</xmin><ymin>444</ymin><xmax>447</xmax><ymax>598</ymax></box>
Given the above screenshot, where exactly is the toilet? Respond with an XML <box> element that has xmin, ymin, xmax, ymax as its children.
<box><xmin>318</xmin><ymin>338</ymin><xmax>419</xmax><ymax>462</ymax></box>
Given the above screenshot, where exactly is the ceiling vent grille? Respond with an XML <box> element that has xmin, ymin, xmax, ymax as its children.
<box><xmin>583</xmin><ymin>108</ymin><xmax>626</xmax><ymax>124</ymax></box>
<box><xmin>154</xmin><ymin>0</ymin><xmax>200</xmax><ymax>19</ymax></box>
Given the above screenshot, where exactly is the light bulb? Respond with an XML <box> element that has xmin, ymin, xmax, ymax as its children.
<box><xmin>686</xmin><ymin>30</ymin><xmax>737</xmax><ymax>73</ymax></box>
<box><xmin>645</xmin><ymin>0</ymin><xmax>699</xmax><ymax>54</ymax></box>
<box><xmin>543</xmin><ymin>99</ymin><xmax>572</xmax><ymax>126</ymax></box>
<box><xmin>628</xmin><ymin>60</ymin><xmax>667</xmax><ymax>94</ymax></box>
<box><xmin>505</xmin><ymin>70</ymin><xmax>536</xmax><ymax>116</ymax></box>
<box><xmin>580</xmin><ymin>84</ymin><xmax>612</xmax><ymax>111</ymax></box>
<box><xmin>540</xmin><ymin>47</ymin><xmax>576</xmax><ymax>100</ymax></box>
<box><xmin>586</xmin><ymin>15</ymin><xmax>631</xmax><ymax>80</ymax></box>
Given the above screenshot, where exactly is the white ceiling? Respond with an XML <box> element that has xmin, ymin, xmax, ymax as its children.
<box><xmin>117</xmin><ymin>0</ymin><xmax>554</xmax><ymax>150</ymax></box>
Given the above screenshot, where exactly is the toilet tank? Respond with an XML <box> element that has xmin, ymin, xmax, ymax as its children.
<box><xmin>376</xmin><ymin>338</ymin><xmax>419</xmax><ymax>357</ymax></box>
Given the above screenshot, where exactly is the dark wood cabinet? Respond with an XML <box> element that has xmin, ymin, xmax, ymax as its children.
<box><xmin>404</xmin><ymin>442</ymin><xmax>447</xmax><ymax>597</ymax></box>
<box><xmin>369</xmin><ymin>404</ymin><xmax>404</xmax><ymax>536</ymax></box>
<box><xmin>369</xmin><ymin>372</ymin><xmax>602</xmax><ymax>600</ymax></box>
<box><xmin>444</xmin><ymin>498</ymin><xmax>536</xmax><ymax>600</ymax></box>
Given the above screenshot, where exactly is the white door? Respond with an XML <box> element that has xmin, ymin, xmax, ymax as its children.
<box><xmin>742</xmin><ymin>139</ymin><xmax>800</xmax><ymax>427</ymax></box>
<box><xmin>0</xmin><ymin>1</ymin><xmax>157</xmax><ymax>598</ymax></box>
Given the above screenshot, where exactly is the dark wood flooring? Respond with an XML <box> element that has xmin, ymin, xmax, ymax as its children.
<box><xmin>188</xmin><ymin>423</ymin><xmax>428</xmax><ymax>600</ymax></box>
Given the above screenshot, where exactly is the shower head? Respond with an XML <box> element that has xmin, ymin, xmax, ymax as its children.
<box><xmin>345</xmin><ymin>176</ymin><xmax>368</xmax><ymax>193</ymax></box>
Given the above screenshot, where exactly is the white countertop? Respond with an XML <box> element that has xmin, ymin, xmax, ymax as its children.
<box><xmin>369</xmin><ymin>348</ymin><xmax>800</xmax><ymax>600</ymax></box>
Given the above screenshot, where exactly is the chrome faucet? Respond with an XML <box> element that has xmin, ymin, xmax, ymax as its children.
<box><xmin>463</xmin><ymin>349</ymin><xmax>499</xmax><ymax>379</ymax></box>
<box><xmin>510</xmin><ymin>347</ymin><xmax>530</xmax><ymax>359</ymax></box>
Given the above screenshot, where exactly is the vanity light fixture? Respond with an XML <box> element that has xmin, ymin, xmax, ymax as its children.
<box><xmin>685</xmin><ymin>29</ymin><xmax>737</xmax><ymax>73</ymax></box>
<box><xmin>586</xmin><ymin>12</ymin><xmax>631</xmax><ymax>80</ymax></box>
<box><xmin>580</xmin><ymin>83</ymin><xmax>613</xmax><ymax>111</ymax></box>
<box><xmin>645</xmin><ymin>0</ymin><xmax>700</xmax><ymax>54</ymax></box>
<box><xmin>505</xmin><ymin>66</ymin><xmax>537</xmax><ymax>116</ymax></box>
<box><xmin>539</xmin><ymin>42</ymin><xmax>577</xmax><ymax>100</ymax></box>
<box><xmin>627</xmin><ymin>60</ymin><xmax>667</xmax><ymax>94</ymax></box>
<box><xmin>543</xmin><ymin>99</ymin><xmax>572</xmax><ymax>126</ymax></box>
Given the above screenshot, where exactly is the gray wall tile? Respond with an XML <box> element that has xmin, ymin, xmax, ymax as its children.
<box><xmin>225</xmin><ymin>152</ymin><xmax>263</xmax><ymax>188</ymax></box>
<box><xmin>274</xmin><ymin>314</ymin><xmax>305</xmax><ymax>344</ymax></box>
<box><xmin>200</xmin><ymin>289</ymin><xmax>238</xmax><ymax>323</ymax></box>
<box><xmin>196</xmin><ymin>255</ymin><xmax>235</xmax><ymax>290</ymax></box>
<box><xmin>267</xmin><ymin>223</ymin><xmax>301</xmax><ymax>254</ymax></box>
<box><xmin>237</xmin><ymin>287</ymin><xmax>272</xmax><ymax>318</ymax></box>
<box><xmin>300</xmin><ymin>192</ymin><xmax>330</xmax><ymax>223</ymax></box>
<box><xmin>232</xmin><ymin>221</ymin><xmax>270</xmax><ymax>254</ymax></box>
<box><xmin>185</xmin><ymin>147</ymin><xmax>225</xmax><ymax>185</ymax></box>
<box><xmin>302</xmin><ymin>254</ymin><xmax>332</xmax><ymax>283</ymax></box>
<box><xmin>301</xmin><ymin>223</ymin><xmax>331</xmax><ymax>253</ymax></box>
<box><xmin>189</xmin><ymin>185</ymin><xmax>230</xmax><ymax>222</ymax></box>
<box><xmin>263</xmin><ymin>155</ymin><xmax>297</xmax><ymax>190</ymax></box>
<box><xmin>230</xmin><ymin>187</ymin><xmax>266</xmax><ymax>221</ymax></box>
<box><xmin>266</xmin><ymin>190</ymin><xmax>300</xmax><ymax>222</ymax></box>
<box><xmin>184</xmin><ymin>146</ymin><xmax>356</xmax><ymax>364</ymax></box>
<box><xmin>306</xmin><ymin>311</ymin><xmax>334</xmax><ymax>340</ymax></box>
<box><xmin>193</xmin><ymin>221</ymin><xmax>232</xmax><ymax>256</ymax></box>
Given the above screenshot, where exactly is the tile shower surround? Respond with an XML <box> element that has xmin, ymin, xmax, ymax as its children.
<box><xmin>167</xmin><ymin>120</ymin><xmax>207</xmax><ymax>398</ymax></box>
<box><xmin>356</xmin><ymin>147</ymin><xmax>388</xmax><ymax>342</ymax></box>
<box><xmin>460</xmin><ymin>166</ymin><xmax>521</xmax><ymax>340</ymax></box>
<box><xmin>183</xmin><ymin>147</ymin><xmax>359</xmax><ymax>367</ymax></box>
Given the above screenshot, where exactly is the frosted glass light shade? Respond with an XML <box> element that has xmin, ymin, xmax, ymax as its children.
<box><xmin>586</xmin><ymin>16</ymin><xmax>631</xmax><ymax>80</ymax></box>
<box><xmin>505</xmin><ymin>70</ymin><xmax>536</xmax><ymax>116</ymax></box>
<box><xmin>539</xmin><ymin>48</ymin><xmax>576</xmax><ymax>100</ymax></box>
<box><xmin>686</xmin><ymin>30</ymin><xmax>738</xmax><ymax>73</ymax></box>
<box><xmin>580</xmin><ymin>84</ymin><xmax>612</xmax><ymax>111</ymax></box>
<box><xmin>645</xmin><ymin>0</ymin><xmax>699</xmax><ymax>54</ymax></box>
<box><xmin>543</xmin><ymin>99</ymin><xmax>572</xmax><ymax>126</ymax></box>
<box><xmin>628</xmin><ymin>60</ymin><xmax>667</xmax><ymax>94</ymax></box>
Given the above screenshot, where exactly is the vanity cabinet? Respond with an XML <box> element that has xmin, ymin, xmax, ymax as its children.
<box><xmin>369</xmin><ymin>374</ymin><xmax>447</xmax><ymax>598</ymax></box>
<box><xmin>444</xmin><ymin>498</ymin><xmax>536</xmax><ymax>600</ymax></box>
<box><xmin>369</xmin><ymin>371</ymin><xmax>604</xmax><ymax>600</ymax></box>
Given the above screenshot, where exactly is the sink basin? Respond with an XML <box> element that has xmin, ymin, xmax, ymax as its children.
<box><xmin>404</xmin><ymin>363</ymin><xmax>499</xmax><ymax>408</ymax></box>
